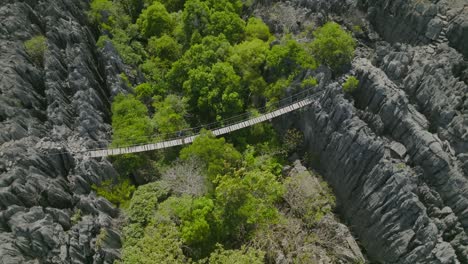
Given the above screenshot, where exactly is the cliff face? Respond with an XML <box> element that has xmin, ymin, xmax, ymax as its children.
<box><xmin>265</xmin><ymin>0</ymin><xmax>468</xmax><ymax>262</ymax></box>
<box><xmin>360</xmin><ymin>0</ymin><xmax>468</xmax><ymax>58</ymax></box>
<box><xmin>0</xmin><ymin>0</ymin><xmax>126</xmax><ymax>263</ymax></box>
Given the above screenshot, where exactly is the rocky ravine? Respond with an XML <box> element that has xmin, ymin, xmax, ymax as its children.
<box><xmin>265</xmin><ymin>0</ymin><xmax>468</xmax><ymax>263</ymax></box>
<box><xmin>0</xmin><ymin>0</ymin><xmax>467</xmax><ymax>264</ymax></box>
<box><xmin>0</xmin><ymin>0</ymin><xmax>129</xmax><ymax>263</ymax></box>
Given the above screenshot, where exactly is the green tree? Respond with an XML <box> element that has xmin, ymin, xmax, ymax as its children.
<box><xmin>118</xmin><ymin>0</ymin><xmax>145</xmax><ymax>21</ymax></box>
<box><xmin>111</xmin><ymin>94</ymin><xmax>153</xmax><ymax>147</ymax></box>
<box><xmin>203</xmin><ymin>244</ymin><xmax>265</xmax><ymax>264</ymax></box>
<box><xmin>134</xmin><ymin>82</ymin><xmax>162</xmax><ymax>106</ymax></box>
<box><xmin>208</xmin><ymin>11</ymin><xmax>245</xmax><ymax>43</ymax></box>
<box><xmin>24</xmin><ymin>35</ymin><xmax>47</xmax><ymax>66</ymax></box>
<box><xmin>310</xmin><ymin>22</ymin><xmax>356</xmax><ymax>71</ymax></box>
<box><xmin>183</xmin><ymin>62</ymin><xmax>243</xmax><ymax>121</ymax></box>
<box><xmin>90</xmin><ymin>0</ymin><xmax>131</xmax><ymax>30</ymax></box>
<box><xmin>153</xmin><ymin>94</ymin><xmax>189</xmax><ymax>136</ymax></box>
<box><xmin>229</xmin><ymin>38</ymin><xmax>269</xmax><ymax>97</ymax></box>
<box><xmin>214</xmin><ymin>169</ymin><xmax>284</xmax><ymax>243</ymax></box>
<box><xmin>98</xmin><ymin>27</ymin><xmax>146</xmax><ymax>65</ymax></box>
<box><xmin>180</xmin><ymin>130</ymin><xmax>241</xmax><ymax>181</ymax></box>
<box><xmin>203</xmin><ymin>0</ymin><xmax>242</xmax><ymax>13</ymax></box>
<box><xmin>158</xmin><ymin>196</ymin><xmax>217</xmax><ymax>258</ymax></box>
<box><xmin>149</xmin><ymin>0</ymin><xmax>186</xmax><ymax>12</ymax></box>
<box><xmin>182</xmin><ymin>0</ymin><xmax>211</xmax><ymax>40</ymax></box>
<box><xmin>245</xmin><ymin>17</ymin><xmax>271</xmax><ymax>41</ymax></box>
<box><xmin>127</xmin><ymin>181</ymin><xmax>171</xmax><ymax>225</ymax></box>
<box><xmin>166</xmin><ymin>35</ymin><xmax>232</xmax><ymax>91</ymax></box>
<box><xmin>148</xmin><ymin>34</ymin><xmax>182</xmax><ymax>61</ymax></box>
<box><xmin>137</xmin><ymin>2</ymin><xmax>174</xmax><ymax>38</ymax></box>
<box><xmin>266</xmin><ymin>37</ymin><xmax>318</xmax><ymax>78</ymax></box>
<box><xmin>119</xmin><ymin>223</ymin><xmax>188</xmax><ymax>264</ymax></box>
<box><xmin>92</xmin><ymin>176</ymin><xmax>136</xmax><ymax>208</ymax></box>
<box><xmin>343</xmin><ymin>76</ymin><xmax>359</xmax><ymax>93</ymax></box>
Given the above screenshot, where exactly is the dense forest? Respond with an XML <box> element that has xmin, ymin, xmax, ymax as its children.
<box><xmin>86</xmin><ymin>0</ymin><xmax>357</xmax><ymax>262</ymax></box>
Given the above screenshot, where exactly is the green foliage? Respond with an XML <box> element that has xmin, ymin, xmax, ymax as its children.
<box><xmin>182</xmin><ymin>0</ymin><xmax>211</xmax><ymax>40</ymax></box>
<box><xmin>137</xmin><ymin>2</ymin><xmax>174</xmax><ymax>38</ymax></box>
<box><xmin>95</xmin><ymin>228</ymin><xmax>108</xmax><ymax>249</ymax></box>
<box><xmin>215</xmin><ymin>169</ymin><xmax>284</xmax><ymax>242</ymax></box>
<box><xmin>201</xmin><ymin>244</ymin><xmax>265</xmax><ymax>264</ymax></box>
<box><xmin>157</xmin><ymin>196</ymin><xmax>217</xmax><ymax>257</ymax></box>
<box><xmin>183</xmin><ymin>62</ymin><xmax>243</xmax><ymax>121</ymax></box>
<box><xmin>209</xmin><ymin>11</ymin><xmax>245</xmax><ymax>43</ymax></box>
<box><xmin>90</xmin><ymin>0</ymin><xmax>131</xmax><ymax>30</ymax></box>
<box><xmin>111</xmin><ymin>94</ymin><xmax>153</xmax><ymax>147</ymax></box>
<box><xmin>148</xmin><ymin>34</ymin><xmax>182</xmax><ymax>61</ymax></box>
<box><xmin>153</xmin><ymin>94</ymin><xmax>189</xmax><ymax>136</ymax></box>
<box><xmin>92</xmin><ymin>176</ymin><xmax>136</xmax><ymax>208</ymax></box>
<box><xmin>167</xmin><ymin>35</ymin><xmax>232</xmax><ymax>90</ymax></box>
<box><xmin>343</xmin><ymin>76</ymin><xmax>359</xmax><ymax>93</ymax></box>
<box><xmin>127</xmin><ymin>181</ymin><xmax>171</xmax><ymax>225</ymax></box>
<box><xmin>154</xmin><ymin>0</ymin><xmax>187</xmax><ymax>12</ymax></box>
<box><xmin>119</xmin><ymin>223</ymin><xmax>188</xmax><ymax>264</ymax></box>
<box><xmin>282</xmin><ymin>128</ymin><xmax>304</xmax><ymax>153</ymax></box>
<box><xmin>245</xmin><ymin>17</ymin><xmax>271</xmax><ymax>41</ymax></box>
<box><xmin>24</xmin><ymin>35</ymin><xmax>46</xmax><ymax>66</ymax></box>
<box><xmin>102</xmin><ymin>27</ymin><xmax>146</xmax><ymax>65</ymax></box>
<box><xmin>301</xmin><ymin>76</ymin><xmax>318</xmax><ymax>88</ymax></box>
<box><xmin>266</xmin><ymin>37</ymin><xmax>318</xmax><ymax>77</ymax></box>
<box><xmin>264</xmin><ymin>77</ymin><xmax>291</xmax><ymax>102</ymax></box>
<box><xmin>310</xmin><ymin>22</ymin><xmax>356</xmax><ymax>71</ymax></box>
<box><xmin>203</xmin><ymin>0</ymin><xmax>242</xmax><ymax>13</ymax></box>
<box><xmin>180</xmin><ymin>130</ymin><xmax>241</xmax><ymax>181</ymax></box>
<box><xmin>134</xmin><ymin>82</ymin><xmax>160</xmax><ymax>105</ymax></box>
<box><xmin>229</xmin><ymin>39</ymin><xmax>269</xmax><ymax>97</ymax></box>
<box><xmin>89</xmin><ymin>0</ymin><xmax>114</xmax><ymax>25</ymax></box>
<box><xmin>118</xmin><ymin>0</ymin><xmax>145</xmax><ymax>21</ymax></box>
<box><xmin>71</xmin><ymin>209</ymin><xmax>82</xmax><ymax>225</ymax></box>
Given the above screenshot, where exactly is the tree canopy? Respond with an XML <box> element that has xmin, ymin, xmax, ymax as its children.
<box><xmin>310</xmin><ymin>22</ymin><xmax>356</xmax><ymax>71</ymax></box>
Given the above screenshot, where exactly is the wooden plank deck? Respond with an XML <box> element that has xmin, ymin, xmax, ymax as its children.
<box><xmin>88</xmin><ymin>96</ymin><xmax>317</xmax><ymax>158</ymax></box>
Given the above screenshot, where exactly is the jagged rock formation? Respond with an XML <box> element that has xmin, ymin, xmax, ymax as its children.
<box><xmin>359</xmin><ymin>0</ymin><xmax>468</xmax><ymax>57</ymax></box>
<box><xmin>0</xmin><ymin>0</ymin><xmax>127</xmax><ymax>263</ymax></box>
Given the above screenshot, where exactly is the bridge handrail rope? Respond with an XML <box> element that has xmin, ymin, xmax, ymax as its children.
<box><xmin>87</xmin><ymin>87</ymin><xmax>322</xmax><ymax>150</ymax></box>
<box><xmin>37</xmin><ymin>87</ymin><xmax>322</xmax><ymax>157</ymax></box>
<box><xmin>88</xmin><ymin>87</ymin><xmax>322</xmax><ymax>153</ymax></box>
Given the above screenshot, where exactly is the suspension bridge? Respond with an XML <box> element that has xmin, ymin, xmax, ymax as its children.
<box><xmin>87</xmin><ymin>88</ymin><xmax>323</xmax><ymax>158</ymax></box>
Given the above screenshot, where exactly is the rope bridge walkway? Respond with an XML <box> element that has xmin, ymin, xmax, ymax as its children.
<box><xmin>87</xmin><ymin>89</ymin><xmax>323</xmax><ymax>158</ymax></box>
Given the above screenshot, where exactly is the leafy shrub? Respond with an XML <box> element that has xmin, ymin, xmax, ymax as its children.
<box><xmin>119</xmin><ymin>223</ymin><xmax>188</xmax><ymax>264</ymax></box>
<box><xmin>310</xmin><ymin>22</ymin><xmax>356</xmax><ymax>71</ymax></box>
<box><xmin>126</xmin><ymin>181</ymin><xmax>170</xmax><ymax>226</ymax></box>
<box><xmin>70</xmin><ymin>209</ymin><xmax>82</xmax><ymax>225</ymax></box>
<box><xmin>137</xmin><ymin>2</ymin><xmax>174</xmax><ymax>38</ymax></box>
<box><xmin>201</xmin><ymin>244</ymin><xmax>265</xmax><ymax>264</ymax></box>
<box><xmin>153</xmin><ymin>94</ymin><xmax>189</xmax><ymax>136</ymax></box>
<box><xmin>282</xmin><ymin>128</ymin><xmax>304</xmax><ymax>152</ymax></box>
<box><xmin>147</xmin><ymin>34</ymin><xmax>182</xmax><ymax>61</ymax></box>
<box><xmin>111</xmin><ymin>94</ymin><xmax>153</xmax><ymax>147</ymax></box>
<box><xmin>209</xmin><ymin>11</ymin><xmax>246</xmax><ymax>43</ymax></box>
<box><xmin>180</xmin><ymin>130</ymin><xmax>242</xmax><ymax>181</ymax></box>
<box><xmin>301</xmin><ymin>77</ymin><xmax>318</xmax><ymax>88</ymax></box>
<box><xmin>343</xmin><ymin>76</ymin><xmax>359</xmax><ymax>93</ymax></box>
<box><xmin>245</xmin><ymin>17</ymin><xmax>271</xmax><ymax>41</ymax></box>
<box><xmin>24</xmin><ymin>35</ymin><xmax>46</xmax><ymax>66</ymax></box>
<box><xmin>215</xmin><ymin>169</ymin><xmax>284</xmax><ymax>242</ymax></box>
<box><xmin>92</xmin><ymin>177</ymin><xmax>136</xmax><ymax>208</ymax></box>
